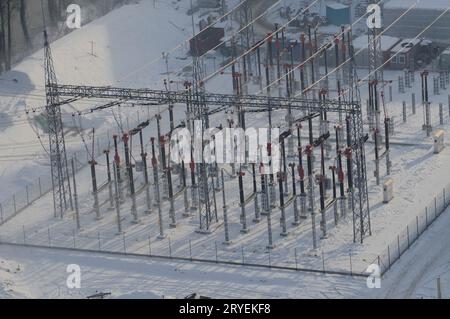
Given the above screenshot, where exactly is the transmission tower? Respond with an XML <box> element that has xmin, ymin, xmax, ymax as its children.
<box><xmin>44</xmin><ymin>30</ymin><xmax>73</xmax><ymax>217</ymax></box>
<box><xmin>347</xmin><ymin>27</ymin><xmax>372</xmax><ymax>244</ymax></box>
<box><xmin>190</xmin><ymin>18</ymin><xmax>218</xmax><ymax>233</ymax></box>
<box><xmin>368</xmin><ymin>1</ymin><xmax>384</xmax><ymax>187</ymax></box>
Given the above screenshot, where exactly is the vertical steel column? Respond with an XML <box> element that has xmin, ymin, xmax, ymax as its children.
<box><xmin>221</xmin><ymin>169</ymin><xmax>231</xmax><ymax>245</ymax></box>
<box><xmin>278</xmin><ymin>172</ymin><xmax>288</xmax><ymax>237</ymax></box>
<box><xmin>290</xmin><ymin>163</ymin><xmax>300</xmax><ymax>226</ymax></box>
<box><xmin>71</xmin><ymin>158</ymin><xmax>80</xmax><ymax>230</ymax></box>
<box><xmin>306</xmin><ymin>145</ymin><xmax>317</xmax><ymax>249</ymax></box>
<box><xmin>104</xmin><ymin>150</ymin><xmax>114</xmax><ymax>210</ymax></box>
<box><xmin>113</xmin><ymin>135</ymin><xmax>124</xmax><ymax>202</ymax></box>
<box><xmin>151</xmin><ymin>138</ymin><xmax>165</xmax><ymax>239</ymax></box>
<box><xmin>252</xmin><ymin>163</ymin><xmax>261</xmax><ymax>223</ymax></box>
<box><xmin>89</xmin><ymin>158</ymin><xmax>101</xmax><ymax>220</ymax></box>
<box><xmin>238</xmin><ymin>171</ymin><xmax>249</xmax><ymax>233</ymax></box>
<box><xmin>123</xmin><ymin>134</ymin><xmax>138</xmax><ymax>222</ymax></box>
<box><xmin>297</xmin><ymin>124</ymin><xmax>307</xmax><ymax>220</ymax></box>
<box><xmin>113</xmin><ymin>162</ymin><xmax>122</xmax><ymax>234</ymax></box>
<box><xmin>181</xmin><ymin>161</ymin><xmax>191</xmax><ymax>217</ymax></box>
<box><xmin>139</xmin><ymin>130</ymin><xmax>152</xmax><ymax>214</ymax></box>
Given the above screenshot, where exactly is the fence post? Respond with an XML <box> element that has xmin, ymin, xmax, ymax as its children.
<box><xmin>295</xmin><ymin>248</ymin><xmax>298</xmax><ymax>270</ymax></box>
<box><xmin>98</xmin><ymin>232</ymin><xmax>101</xmax><ymax>251</ymax></box>
<box><xmin>241</xmin><ymin>246</ymin><xmax>245</xmax><ymax>265</ymax></box>
<box><xmin>402</xmin><ymin>101</ymin><xmax>407</xmax><ymax>122</ymax></box>
<box><xmin>397</xmin><ymin>235</ymin><xmax>400</xmax><ymax>258</ymax></box>
<box><xmin>377</xmin><ymin>255</ymin><xmax>381</xmax><ymax>274</ymax></box>
<box><xmin>215</xmin><ymin>241</ymin><xmax>218</xmax><ymax>263</ymax></box>
<box><xmin>73</xmin><ymin>229</ymin><xmax>76</xmax><ymax>249</ymax></box>
<box><xmin>388</xmin><ymin>245</ymin><xmax>391</xmax><ymax>268</ymax></box>
<box><xmin>189</xmin><ymin>239</ymin><xmax>193</xmax><ymax>261</ymax></box>
<box><xmin>322</xmin><ymin>251</ymin><xmax>325</xmax><ymax>272</ymax></box>
<box><xmin>437</xmin><ymin>277</ymin><xmax>443</xmax><ymax>299</ymax></box>
<box><xmin>416</xmin><ymin>215</ymin><xmax>419</xmax><ymax>236</ymax></box>
<box><xmin>26</xmin><ymin>185</ymin><xmax>29</xmax><ymax>205</ymax></box>
<box><xmin>349</xmin><ymin>253</ymin><xmax>353</xmax><ymax>276</ymax></box>
<box><xmin>407</xmin><ymin>226</ymin><xmax>410</xmax><ymax>249</ymax></box>
<box><xmin>169</xmin><ymin>237</ymin><xmax>172</xmax><ymax>258</ymax></box>
<box><xmin>444</xmin><ymin>188</ymin><xmax>447</xmax><ymax>209</ymax></box>
<box><xmin>434</xmin><ymin>197</ymin><xmax>437</xmax><ymax>218</ymax></box>
<box><xmin>123</xmin><ymin>233</ymin><xmax>126</xmax><ymax>253</ymax></box>
<box><xmin>149</xmin><ymin>235</ymin><xmax>152</xmax><ymax>255</ymax></box>
<box><xmin>269</xmin><ymin>249</ymin><xmax>272</xmax><ymax>268</ymax></box>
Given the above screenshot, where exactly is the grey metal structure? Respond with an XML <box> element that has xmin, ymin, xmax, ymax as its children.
<box><xmin>44</xmin><ymin>31</ymin><xmax>73</xmax><ymax>218</ymax></box>
<box><xmin>44</xmin><ymin>37</ymin><xmax>372</xmax><ymax>243</ymax></box>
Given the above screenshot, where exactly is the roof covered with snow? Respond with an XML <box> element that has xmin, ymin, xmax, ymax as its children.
<box><xmin>352</xmin><ymin>35</ymin><xmax>400</xmax><ymax>51</ymax></box>
<box><xmin>385</xmin><ymin>0</ymin><xmax>449</xmax><ymax>11</ymax></box>
<box><xmin>326</xmin><ymin>2</ymin><xmax>349</xmax><ymax>10</ymax></box>
<box><xmin>390</xmin><ymin>38</ymin><xmax>422</xmax><ymax>53</ymax></box>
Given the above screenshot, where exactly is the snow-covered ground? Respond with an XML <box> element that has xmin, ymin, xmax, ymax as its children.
<box><xmin>1</xmin><ymin>0</ymin><xmax>450</xmax><ymax>299</ymax></box>
<box><xmin>0</xmin><ymin>244</ymin><xmax>369</xmax><ymax>299</ymax></box>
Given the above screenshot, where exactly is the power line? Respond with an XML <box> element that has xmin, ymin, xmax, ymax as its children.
<box><xmin>294</xmin><ymin>0</ymin><xmax>420</xmax><ymax>98</ymax></box>
<box><xmin>257</xmin><ymin>0</ymin><xmax>387</xmax><ymax>96</ymax></box>
<box><xmin>117</xmin><ymin>0</ymin><xmax>250</xmax><ymax>84</ymax></box>
<box><xmin>199</xmin><ymin>0</ymin><xmax>322</xmax><ymax>86</ymax></box>
<box><xmin>338</xmin><ymin>3</ymin><xmax>450</xmax><ymax>100</ymax></box>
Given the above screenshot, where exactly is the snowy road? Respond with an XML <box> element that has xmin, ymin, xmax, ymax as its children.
<box><xmin>0</xmin><ymin>244</ymin><xmax>368</xmax><ymax>299</ymax></box>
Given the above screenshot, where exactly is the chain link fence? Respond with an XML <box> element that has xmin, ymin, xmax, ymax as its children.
<box><xmin>376</xmin><ymin>183</ymin><xmax>450</xmax><ymax>276</ymax></box>
<box><xmin>0</xmin><ymin>110</ymin><xmax>153</xmax><ymax>226</ymax></box>
<box><xmin>0</xmin><ymin>221</ymin><xmax>367</xmax><ymax>278</ymax></box>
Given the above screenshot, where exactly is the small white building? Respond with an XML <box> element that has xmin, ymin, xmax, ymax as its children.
<box><xmin>434</xmin><ymin>130</ymin><xmax>445</xmax><ymax>154</ymax></box>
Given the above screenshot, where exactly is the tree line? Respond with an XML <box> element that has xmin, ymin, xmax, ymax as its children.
<box><xmin>0</xmin><ymin>0</ymin><xmax>120</xmax><ymax>74</ymax></box>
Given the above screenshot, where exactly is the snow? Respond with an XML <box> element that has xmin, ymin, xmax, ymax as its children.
<box><xmin>1</xmin><ymin>0</ymin><xmax>450</xmax><ymax>299</ymax></box>
<box><xmin>376</xmin><ymin>205</ymin><xmax>450</xmax><ymax>298</ymax></box>
<box><xmin>0</xmin><ymin>0</ymin><xmax>237</xmax><ymax>202</ymax></box>
<box><xmin>0</xmin><ymin>244</ymin><xmax>368</xmax><ymax>299</ymax></box>
<box><xmin>352</xmin><ymin>35</ymin><xmax>400</xmax><ymax>52</ymax></box>
<box><xmin>390</xmin><ymin>38</ymin><xmax>421</xmax><ymax>53</ymax></box>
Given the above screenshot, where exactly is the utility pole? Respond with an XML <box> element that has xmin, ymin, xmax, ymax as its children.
<box><xmin>221</xmin><ymin>169</ymin><xmax>231</xmax><ymax>245</ymax></box>
<box><xmin>151</xmin><ymin>138</ymin><xmax>165</xmax><ymax>239</ymax></box>
<box><xmin>113</xmin><ymin>162</ymin><xmax>122</xmax><ymax>234</ymax></box>
<box><xmin>71</xmin><ymin>158</ymin><xmax>80</xmax><ymax>230</ymax></box>
<box><xmin>139</xmin><ymin>130</ymin><xmax>152</xmax><ymax>214</ymax></box>
<box><xmin>306</xmin><ymin>145</ymin><xmax>317</xmax><ymax>249</ymax></box>
<box><xmin>123</xmin><ymin>133</ymin><xmax>138</xmax><ymax>223</ymax></box>
<box><xmin>290</xmin><ymin>163</ymin><xmax>300</xmax><ymax>226</ymax></box>
<box><xmin>297</xmin><ymin>124</ymin><xmax>307</xmax><ymax>220</ymax></box>
<box><xmin>113</xmin><ymin>135</ymin><xmax>124</xmax><ymax>202</ymax></box>
<box><xmin>238</xmin><ymin>171</ymin><xmax>249</xmax><ymax>233</ymax></box>
<box><xmin>104</xmin><ymin>150</ymin><xmax>114</xmax><ymax>210</ymax></box>
<box><xmin>44</xmin><ymin>30</ymin><xmax>73</xmax><ymax>218</ymax></box>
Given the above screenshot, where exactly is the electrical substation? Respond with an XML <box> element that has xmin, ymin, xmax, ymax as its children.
<box><xmin>2</xmin><ymin>0</ymin><xmax>450</xmax><ymax>283</ymax></box>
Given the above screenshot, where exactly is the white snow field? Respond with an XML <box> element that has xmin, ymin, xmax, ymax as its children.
<box><xmin>0</xmin><ymin>244</ymin><xmax>369</xmax><ymax>299</ymax></box>
<box><xmin>1</xmin><ymin>0</ymin><xmax>450</xmax><ymax>299</ymax></box>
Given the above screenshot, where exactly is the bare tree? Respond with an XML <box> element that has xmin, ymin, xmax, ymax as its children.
<box><xmin>0</xmin><ymin>0</ymin><xmax>6</xmax><ymax>72</ymax></box>
<box><xmin>6</xmin><ymin>0</ymin><xmax>11</xmax><ymax>70</ymax></box>
<box><xmin>19</xmin><ymin>0</ymin><xmax>31</xmax><ymax>50</ymax></box>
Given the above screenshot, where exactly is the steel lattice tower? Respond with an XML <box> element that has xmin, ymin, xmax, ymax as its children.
<box><xmin>348</xmin><ymin>27</ymin><xmax>372</xmax><ymax>243</ymax></box>
<box><xmin>44</xmin><ymin>30</ymin><xmax>73</xmax><ymax>217</ymax></box>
